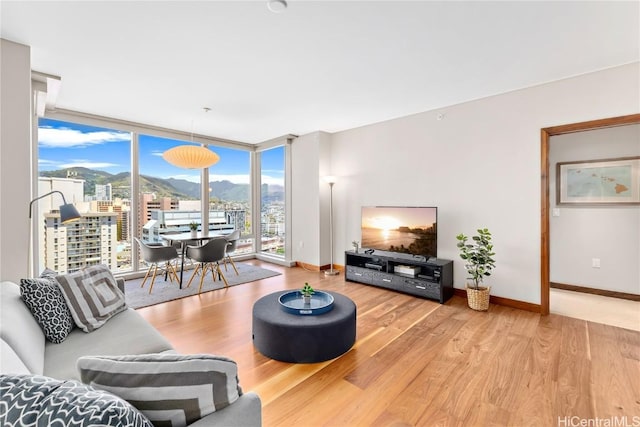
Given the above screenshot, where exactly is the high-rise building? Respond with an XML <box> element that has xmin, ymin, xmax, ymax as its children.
<box><xmin>43</xmin><ymin>212</ymin><xmax>118</xmax><ymax>274</ymax></box>
<box><xmin>142</xmin><ymin>209</ymin><xmax>245</xmax><ymax>243</ymax></box>
<box><xmin>138</xmin><ymin>193</ymin><xmax>179</xmax><ymax>236</ymax></box>
<box><xmin>95</xmin><ymin>183</ymin><xmax>112</xmax><ymax>201</ymax></box>
<box><xmin>38</xmin><ymin>177</ymin><xmax>122</xmax><ymax>274</ymax></box>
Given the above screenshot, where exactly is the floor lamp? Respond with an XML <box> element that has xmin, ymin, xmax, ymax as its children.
<box><xmin>28</xmin><ymin>190</ymin><xmax>81</xmax><ymax>276</ymax></box>
<box><xmin>324</xmin><ymin>176</ymin><xmax>339</xmax><ymax>276</ymax></box>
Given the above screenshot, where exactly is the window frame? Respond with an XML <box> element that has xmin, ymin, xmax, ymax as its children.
<box><xmin>35</xmin><ymin>109</ymin><xmax>261</xmax><ymax>276</ymax></box>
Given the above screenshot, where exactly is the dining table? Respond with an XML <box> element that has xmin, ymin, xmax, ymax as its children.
<box><xmin>160</xmin><ymin>231</ymin><xmax>225</xmax><ymax>288</ymax></box>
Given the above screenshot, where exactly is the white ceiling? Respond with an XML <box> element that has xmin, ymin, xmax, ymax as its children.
<box><xmin>2</xmin><ymin>1</ymin><xmax>638</xmax><ymax>144</ymax></box>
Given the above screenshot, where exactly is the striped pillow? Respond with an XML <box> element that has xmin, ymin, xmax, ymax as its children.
<box><xmin>56</xmin><ymin>265</ymin><xmax>126</xmax><ymax>332</ymax></box>
<box><xmin>77</xmin><ymin>354</ymin><xmax>243</xmax><ymax>427</ymax></box>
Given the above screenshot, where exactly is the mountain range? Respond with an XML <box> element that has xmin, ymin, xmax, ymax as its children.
<box><xmin>39</xmin><ymin>167</ymin><xmax>283</xmax><ymax>203</ymax></box>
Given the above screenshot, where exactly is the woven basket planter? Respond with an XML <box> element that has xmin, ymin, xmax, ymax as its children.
<box><xmin>466</xmin><ymin>285</ymin><xmax>491</xmax><ymax>311</ymax></box>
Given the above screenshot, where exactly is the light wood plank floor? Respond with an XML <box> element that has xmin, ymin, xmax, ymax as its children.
<box><xmin>136</xmin><ymin>260</ymin><xmax>640</xmax><ymax>426</ymax></box>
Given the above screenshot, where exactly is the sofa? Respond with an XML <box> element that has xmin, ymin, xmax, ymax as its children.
<box><xmin>0</xmin><ymin>275</ymin><xmax>261</xmax><ymax>426</ymax></box>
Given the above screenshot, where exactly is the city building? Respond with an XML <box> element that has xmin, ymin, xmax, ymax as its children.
<box><xmin>95</xmin><ymin>183</ymin><xmax>112</xmax><ymax>201</ymax></box>
<box><xmin>138</xmin><ymin>193</ymin><xmax>179</xmax><ymax>237</ymax></box>
<box><xmin>142</xmin><ymin>209</ymin><xmax>246</xmax><ymax>243</ymax></box>
<box><xmin>43</xmin><ymin>212</ymin><xmax>117</xmax><ymax>274</ymax></box>
<box><xmin>37</xmin><ymin>177</ymin><xmax>120</xmax><ymax>274</ymax></box>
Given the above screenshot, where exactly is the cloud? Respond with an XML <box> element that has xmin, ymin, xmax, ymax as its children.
<box><xmin>59</xmin><ymin>161</ymin><xmax>119</xmax><ymax>169</ymax></box>
<box><xmin>150</xmin><ymin>150</ymin><xmax>164</xmax><ymax>157</ymax></box>
<box><xmin>261</xmin><ymin>175</ymin><xmax>283</xmax><ymax>185</ymax></box>
<box><xmin>39</xmin><ymin>126</ymin><xmax>130</xmax><ymax>148</ymax></box>
<box><xmin>38</xmin><ymin>159</ymin><xmax>58</xmax><ymax>165</ymax></box>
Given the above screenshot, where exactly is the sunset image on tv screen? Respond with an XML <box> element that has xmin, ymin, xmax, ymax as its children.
<box><xmin>361</xmin><ymin>207</ymin><xmax>437</xmax><ymax>258</ymax></box>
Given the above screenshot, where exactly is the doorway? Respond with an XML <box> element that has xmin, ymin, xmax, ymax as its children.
<box><xmin>540</xmin><ymin>113</ymin><xmax>640</xmax><ymax>318</ymax></box>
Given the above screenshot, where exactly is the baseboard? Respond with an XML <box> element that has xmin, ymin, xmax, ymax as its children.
<box><xmin>296</xmin><ymin>261</ymin><xmax>320</xmax><ymax>271</ymax></box>
<box><xmin>453</xmin><ymin>288</ymin><xmax>541</xmax><ymax>313</ymax></box>
<box><xmin>256</xmin><ymin>253</ymin><xmax>296</xmax><ymax>267</ymax></box>
<box><xmin>550</xmin><ymin>282</ymin><xmax>640</xmax><ymax>302</ymax></box>
<box><xmin>295</xmin><ymin>262</ymin><xmax>345</xmax><ymax>272</ymax></box>
<box><xmin>320</xmin><ymin>263</ymin><xmax>344</xmax><ymax>271</ymax></box>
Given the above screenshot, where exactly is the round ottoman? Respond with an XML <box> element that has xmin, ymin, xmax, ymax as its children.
<box><xmin>252</xmin><ymin>290</ymin><xmax>356</xmax><ymax>363</ymax></box>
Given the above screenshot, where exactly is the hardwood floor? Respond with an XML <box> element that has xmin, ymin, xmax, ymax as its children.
<box><xmin>136</xmin><ymin>260</ymin><xmax>640</xmax><ymax>426</ymax></box>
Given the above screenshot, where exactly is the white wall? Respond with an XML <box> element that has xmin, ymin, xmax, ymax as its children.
<box><xmin>291</xmin><ymin>131</ymin><xmax>334</xmax><ymax>266</ymax></box>
<box><xmin>316</xmin><ymin>63</ymin><xmax>639</xmax><ymax>305</ymax></box>
<box><xmin>0</xmin><ymin>39</ymin><xmax>32</xmax><ymax>282</ymax></box>
<box><xmin>549</xmin><ymin>124</ymin><xmax>640</xmax><ymax>294</ymax></box>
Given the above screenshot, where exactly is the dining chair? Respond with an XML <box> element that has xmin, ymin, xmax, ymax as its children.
<box><xmin>135</xmin><ymin>237</ymin><xmax>180</xmax><ymax>294</ymax></box>
<box><xmin>185</xmin><ymin>237</ymin><xmax>229</xmax><ymax>294</ymax></box>
<box><xmin>162</xmin><ymin>230</ymin><xmax>199</xmax><ymax>270</ymax></box>
<box><xmin>223</xmin><ymin>229</ymin><xmax>241</xmax><ymax>276</ymax></box>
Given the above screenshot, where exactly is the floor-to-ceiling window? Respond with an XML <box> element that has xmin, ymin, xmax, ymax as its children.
<box><xmin>208</xmin><ymin>146</ymin><xmax>253</xmax><ymax>254</ymax></box>
<box><xmin>138</xmin><ymin>135</ymin><xmax>203</xmax><ymax>245</ymax></box>
<box><xmin>37</xmin><ymin>118</ymin><xmax>132</xmax><ymax>274</ymax></box>
<box><xmin>259</xmin><ymin>145</ymin><xmax>285</xmax><ymax>256</ymax></box>
<box><xmin>35</xmin><ymin>114</ymin><xmax>258</xmax><ymax>276</ymax></box>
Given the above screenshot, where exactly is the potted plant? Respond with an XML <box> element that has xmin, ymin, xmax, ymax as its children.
<box><xmin>456</xmin><ymin>228</ymin><xmax>496</xmax><ymax>311</ymax></box>
<box><xmin>189</xmin><ymin>222</ymin><xmax>198</xmax><ymax>237</ymax></box>
<box><xmin>301</xmin><ymin>282</ymin><xmax>314</xmax><ymax>305</ymax></box>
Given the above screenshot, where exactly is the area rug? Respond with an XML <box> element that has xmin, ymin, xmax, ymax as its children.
<box><xmin>124</xmin><ymin>263</ymin><xmax>281</xmax><ymax>309</ymax></box>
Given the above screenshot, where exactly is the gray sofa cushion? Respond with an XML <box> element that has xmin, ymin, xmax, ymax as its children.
<box><xmin>0</xmin><ymin>339</ymin><xmax>30</xmax><ymax>375</ymax></box>
<box><xmin>56</xmin><ymin>264</ymin><xmax>127</xmax><ymax>332</ymax></box>
<box><xmin>44</xmin><ymin>308</ymin><xmax>173</xmax><ymax>381</ymax></box>
<box><xmin>78</xmin><ymin>353</ymin><xmax>243</xmax><ymax>427</ymax></box>
<box><xmin>0</xmin><ymin>282</ymin><xmax>45</xmax><ymax>374</ymax></box>
<box><xmin>188</xmin><ymin>392</ymin><xmax>262</xmax><ymax>427</ymax></box>
<box><xmin>0</xmin><ymin>373</ymin><xmax>153</xmax><ymax>427</ymax></box>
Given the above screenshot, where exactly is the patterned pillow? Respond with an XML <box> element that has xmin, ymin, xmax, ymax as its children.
<box><xmin>20</xmin><ymin>270</ymin><xmax>74</xmax><ymax>343</ymax></box>
<box><xmin>0</xmin><ymin>374</ymin><xmax>152</xmax><ymax>427</ymax></box>
<box><xmin>78</xmin><ymin>353</ymin><xmax>243</xmax><ymax>427</ymax></box>
<box><xmin>56</xmin><ymin>264</ymin><xmax>126</xmax><ymax>333</ymax></box>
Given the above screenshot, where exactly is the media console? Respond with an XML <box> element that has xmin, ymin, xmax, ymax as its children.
<box><xmin>345</xmin><ymin>250</ymin><xmax>454</xmax><ymax>303</ymax></box>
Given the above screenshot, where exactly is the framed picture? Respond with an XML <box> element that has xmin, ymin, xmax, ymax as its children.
<box><xmin>556</xmin><ymin>156</ymin><xmax>640</xmax><ymax>205</ymax></box>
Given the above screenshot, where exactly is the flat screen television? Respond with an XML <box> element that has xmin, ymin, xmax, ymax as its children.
<box><xmin>361</xmin><ymin>206</ymin><xmax>437</xmax><ymax>259</ymax></box>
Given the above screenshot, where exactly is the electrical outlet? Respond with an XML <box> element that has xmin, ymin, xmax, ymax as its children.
<box><xmin>592</xmin><ymin>258</ymin><xmax>601</xmax><ymax>268</ymax></box>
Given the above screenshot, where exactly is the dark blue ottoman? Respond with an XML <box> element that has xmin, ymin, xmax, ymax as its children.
<box><xmin>252</xmin><ymin>290</ymin><xmax>356</xmax><ymax>363</ymax></box>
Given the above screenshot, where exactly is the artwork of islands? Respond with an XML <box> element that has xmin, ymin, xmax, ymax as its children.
<box><xmin>361</xmin><ymin>207</ymin><xmax>437</xmax><ymax>258</ymax></box>
<box><xmin>567</xmin><ymin>165</ymin><xmax>631</xmax><ymax>198</ymax></box>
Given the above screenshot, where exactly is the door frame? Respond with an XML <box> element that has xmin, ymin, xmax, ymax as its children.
<box><xmin>540</xmin><ymin>113</ymin><xmax>640</xmax><ymax>315</ymax></box>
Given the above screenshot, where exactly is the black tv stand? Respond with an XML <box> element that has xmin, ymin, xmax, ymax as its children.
<box><xmin>345</xmin><ymin>250</ymin><xmax>454</xmax><ymax>303</ymax></box>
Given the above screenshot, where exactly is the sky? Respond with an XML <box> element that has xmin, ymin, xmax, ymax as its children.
<box><xmin>38</xmin><ymin>118</ymin><xmax>284</xmax><ymax>185</ymax></box>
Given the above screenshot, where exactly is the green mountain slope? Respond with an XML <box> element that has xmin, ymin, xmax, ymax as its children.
<box><xmin>38</xmin><ymin>167</ymin><xmax>265</xmax><ymax>202</ymax></box>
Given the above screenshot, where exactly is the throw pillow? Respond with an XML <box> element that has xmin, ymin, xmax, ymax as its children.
<box><xmin>56</xmin><ymin>264</ymin><xmax>126</xmax><ymax>333</ymax></box>
<box><xmin>78</xmin><ymin>353</ymin><xmax>243</xmax><ymax>427</ymax></box>
<box><xmin>0</xmin><ymin>373</ymin><xmax>152</xmax><ymax>427</ymax></box>
<box><xmin>20</xmin><ymin>270</ymin><xmax>74</xmax><ymax>343</ymax></box>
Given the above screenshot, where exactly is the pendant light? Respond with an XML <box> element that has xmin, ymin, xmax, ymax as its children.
<box><xmin>162</xmin><ymin>145</ymin><xmax>220</xmax><ymax>169</ymax></box>
<box><xmin>162</xmin><ymin>108</ymin><xmax>220</xmax><ymax>169</ymax></box>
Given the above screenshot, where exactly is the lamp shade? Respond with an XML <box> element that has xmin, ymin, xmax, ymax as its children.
<box><xmin>323</xmin><ymin>175</ymin><xmax>337</xmax><ymax>185</ymax></box>
<box><xmin>60</xmin><ymin>203</ymin><xmax>81</xmax><ymax>223</ymax></box>
<box><xmin>162</xmin><ymin>145</ymin><xmax>220</xmax><ymax>169</ymax></box>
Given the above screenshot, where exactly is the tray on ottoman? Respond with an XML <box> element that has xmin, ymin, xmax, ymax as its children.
<box><xmin>278</xmin><ymin>290</ymin><xmax>334</xmax><ymax>315</ymax></box>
